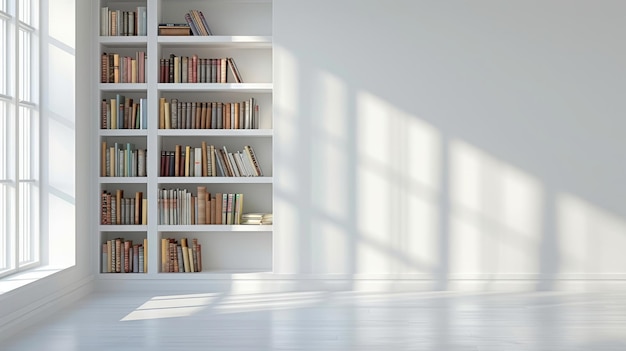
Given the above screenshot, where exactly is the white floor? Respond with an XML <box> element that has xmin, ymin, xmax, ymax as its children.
<box><xmin>3</xmin><ymin>290</ymin><xmax>626</xmax><ymax>350</ymax></box>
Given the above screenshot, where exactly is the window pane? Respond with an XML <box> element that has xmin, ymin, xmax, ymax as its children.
<box><xmin>18</xmin><ymin>0</ymin><xmax>32</xmax><ymax>27</ymax></box>
<box><xmin>18</xmin><ymin>181</ymin><xmax>38</xmax><ymax>265</ymax></box>
<box><xmin>18</xmin><ymin>105</ymin><xmax>37</xmax><ymax>180</ymax></box>
<box><xmin>18</xmin><ymin>28</ymin><xmax>31</xmax><ymax>102</ymax></box>
<box><xmin>0</xmin><ymin>183</ymin><xmax>15</xmax><ymax>272</ymax></box>
<box><xmin>0</xmin><ymin>100</ymin><xmax>6</xmax><ymax>180</ymax></box>
<box><xmin>0</xmin><ymin>18</ymin><xmax>5</xmax><ymax>96</ymax></box>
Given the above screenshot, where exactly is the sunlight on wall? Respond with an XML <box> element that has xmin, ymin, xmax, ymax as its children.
<box><xmin>274</xmin><ymin>45</ymin><xmax>300</xmax><ymax>196</ymax></box>
<box><xmin>273</xmin><ymin>44</ymin><xmax>303</xmax><ymax>273</ymax></box>
<box><xmin>47</xmin><ymin>45</ymin><xmax>75</xmax><ymax>126</ymax></box>
<box><xmin>47</xmin><ymin>190</ymin><xmax>75</xmax><ymax>267</ymax></box>
<box><xmin>310</xmin><ymin>70</ymin><xmax>351</xmax><ymax>273</ymax></box>
<box><xmin>48</xmin><ymin>0</ymin><xmax>75</xmax><ymax>47</ymax></box>
<box><xmin>355</xmin><ymin>92</ymin><xmax>440</xmax><ymax>274</ymax></box>
<box><xmin>557</xmin><ymin>194</ymin><xmax>626</xmax><ymax>274</ymax></box>
<box><xmin>273</xmin><ymin>42</ymin><xmax>626</xmax><ymax>283</ymax></box>
<box><xmin>449</xmin><ymin>140</ymin><xmax>543</xmax><ymax>275</ymax></box>
<box><xmin>312</xmin><ymin>71</ymin><xmax>348</xmax><ymax>218</ymax></box>
<box><xmin>44</xmin><ymin>0</ymin><xmax>75</xmax><ymax>267</ymax></box>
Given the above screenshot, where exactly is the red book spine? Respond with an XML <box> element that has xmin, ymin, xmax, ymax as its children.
<box><xmin>192</xmin><ymin>55</ymin><xmax>198</xmax><ymax>83</ymax></box>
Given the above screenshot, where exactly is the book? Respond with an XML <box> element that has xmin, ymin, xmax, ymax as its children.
<box><xmin>189</xmin><ymin>10</ymin><xmax>209</xmax><ymax>36</ymax></box>
<box><xmin>198</xmin><ymin>11</ymin><xmax>213</xmax><ymax>35</ymax></box>
<box><xmin>197</xmin><ymin>187</ymin><xmax>207</xmax><ymax>224</ymax></box>
<box><xmin>228</xmin><ymin>57</ymin><xmax>243</xmax><ymax>83</ymax></box>
<box><xmin>102</xmin><ymin>243</ymin><xmax>108</xmax><ymax>272</ymax></box>
<box><xmin>101</xmin><ymin>7</ymin><xmax>146</xmax><ymax>36</ymax></box>
<box><xmin>143</xmin><ymin>239</ymin><xmax>148</xmax><ymax>273</ymax></box>
<box><xmin>181</xmin><ymin>238</ymin><xmax>190</xmax><ymax>272</ymax></box>
<box><xmin>194</xmin><ymin>147</ymin><xmax>202</xmax><ymax>176</ymax></box>
<box><xmin>244</xmin><ymin>145</ymin><xmax>263</xmax><ymax>176</ymax></box>
<box><xmin>242</xmin><ymin>212</ymin><xmax>272</xmax><ymax>225</ymax></box>
<box><xmin>137</xmin><ymin>7</ymin><xmax>147</xmax><ymax>36</ymax></box>
<box><xmin>158</xmin><ymin>24</ymin><xmax>191</xmax><ymax>36</ymax></box>
<box><xmin>235</xmin><ymin>193</ymin><xmax>243</xmax><ymax>224</ymax></box>
<box><xmin>135</xmin><ymin>192</ymin><xmax>142</xmax><ymax>224</ymax></box>
<box><xmin>184</xmin><ymin>13</ymin><xmax>200</xmax><ymax>36</ymax></box>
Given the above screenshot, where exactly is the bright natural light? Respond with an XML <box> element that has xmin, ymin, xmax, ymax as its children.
<box><xmin>121</xmin><ymin>292</ymin><xmax>327</xmax><ymax>321</ymax></box>
<box><xmin>557</xmin><ymin>193</ymin><xmax>626</xmax><ymax>275</ymax></box>
<box><xmin>448</xmin><ymin>140</ymin><xmax>543</xmax><ymax>276</ymax></box>
<box><xmin>355</xmin><ymin>91</ymin><xmax>440</xmax><ymax>274</ymax></box>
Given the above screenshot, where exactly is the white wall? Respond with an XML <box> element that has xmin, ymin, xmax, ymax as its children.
<box><xmin>273</xmin><ymin>0</ymin><xmax>626</xmax><ymax>289</ymax></box>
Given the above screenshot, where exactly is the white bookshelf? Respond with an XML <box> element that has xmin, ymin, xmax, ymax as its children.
<box><xmin>95</xmin><ymin>0</ymin><xmax>273</xmax><ymax>276</ymax></box>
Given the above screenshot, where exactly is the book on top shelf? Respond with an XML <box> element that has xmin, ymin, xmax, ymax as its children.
<box><xmin>101</xmin><ymin>7</ymin><xmax>147</xmax><ymax>36</ymax></box>
<box><xmin>185</xmin><ymin>10</ymin><xmax>212</xmax><ymax>36</ymax></box>
<box><xmin>159</xmin><ymin>24</ymin><xmax>191</xmax><ymax>36</ymax></box>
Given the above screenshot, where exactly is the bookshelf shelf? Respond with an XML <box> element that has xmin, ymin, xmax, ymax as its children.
<box><xmin>100</xmin><ymin>36</ymin><xmax>148</xmax><ymax>46</ymax></box>
<box><xmin>157</xmin><ymin>176</ymin><xmax>273</xmax><ymax>184</ymax></box>
<box><xmin>98</xmin><ymin>270</ymin><xmax>273</xmax><ymax>279</ymax></box>
<box><xmin>158</xmin><ymin>270</ymin><xmax>273</xmax><ymax>277</ymax></box>
<box><xmin>96</xmin><ymin>0</ymin><xmax>273</xmax><ymax>277</ymax></box>
<box><xmin>99</xmin><ymin>177</ymin><xmax>148</xmax><ymax>184</ymax></box>
<box><xmin>157</xmin><ymin>83</ymin><xmax>272</xmax><ymax>93</ymax></box>
<box><xmin>158</xmin><ymin>225</ymin><xmax>272</xmax><ymax>232</ymax></box>
<box><xmin>99</xmin><ymin>83</ymin><xmax>148</xmax><ymax>91</ymax></box>
<box><xmin>158</xmin><ymin>35</ymin><xmax>271</xmax><ymax>48</ymax></box>
<box><xmin>157</xmin><ymin>129</ymin><xmax>272</xmax><ymax>137</ymax></box>
<box><xmin>99</xmin><ymin>225</ymin><xmax>148</xmax><ymax>232</ymax></box>
<box><xmin>99</xmin><ymin>129</ymin><xmax>149</xmax><ymax>137</ymax></box>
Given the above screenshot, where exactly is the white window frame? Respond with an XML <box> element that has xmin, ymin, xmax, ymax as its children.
<box><xmin>0</xmin><ymin>0</ymin><xmax>40</xmax><ymax>279</ymax></box>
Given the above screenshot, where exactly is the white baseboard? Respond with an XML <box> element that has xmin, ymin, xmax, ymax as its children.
<box><xmin>0</xmin><ymin>274</ymin><xmax>94</xmax><ymax>342</ymax></box>
<box><xmin>93</xmin><ymin>273</ymin><xmax>626</xmax><ymax>294</ymax></box>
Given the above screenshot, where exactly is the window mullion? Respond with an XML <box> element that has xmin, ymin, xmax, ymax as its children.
<box><xmin>12</xmin><ymin>0</ymin><xmax>19</xmax><ymax>272</ymax></box>
<box><xmin>9</xmin><ymin>1</ymin><xmax>21</xmax><ymax>269</ymax></box>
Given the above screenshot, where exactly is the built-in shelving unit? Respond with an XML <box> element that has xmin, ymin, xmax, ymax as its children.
<box><xmin>95</xmin><ymin>0</ymin><xmax>273</xmax><ymax>276</ymax></box>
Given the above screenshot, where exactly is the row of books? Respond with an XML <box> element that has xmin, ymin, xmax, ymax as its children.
<box><xmin>101</xmin><ymin>52</ymin><xmax>147</xmax><ymax>84</ymax></box>
<box><xmin>159</xmin><ymin>98</ymin><xmax>259</xmax><ymax>130</ymax></box>
<box><xmin>101</xmin><ymin>238</ymin><xmax>147</xmax><ymax>273</ymax></box>
<box><xmin>101</xmin><ymin>190</ymin><xmax>147</xmax><ymax>225</ymax></box>
<box><xmin>158</xmin><ymin>187</ymin><xmax>243</xmax><ymax>225</ymax></box>
<box><xmin>101</xmin><ymin>142</ymin><xmax>147</xmax><ymax>178</ymax></box>
<box><xmin>184</xmin><ymin>10</ymin><xmax>213</xmax><ymax>36</ymax></box>
<box><xmin>101</xmin><ymin>96</ymin><xmax>148</xmax><ymax>130</ymax></box>
<box><xmin>159</xmin><ymin>56</ymin><xmax>242</xmax><ymax>83</ymax></box>
<box><xmin>162</xmin><ymin>238</ymin><xmax>202</xmax><ymax>273</ymax></box>
<box><xmin>160</xmin><ymin>144</ymin><xmax>262</xmax><ymax>178</ymax></box>
<box><xmin>100</xmin><ymin>7</ymin><xmax>148</xmax><ymax>36</ymax></box>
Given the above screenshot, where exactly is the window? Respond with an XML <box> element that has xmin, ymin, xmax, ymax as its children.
<box><xmin>0</xmin><ymin>0</ymin><xmax>40</xmax><ymax>278</ymax></box>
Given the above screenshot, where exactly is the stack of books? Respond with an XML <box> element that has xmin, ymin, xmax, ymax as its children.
<box><xmin>158</xmin><ymin>23</ymin><xmax>191</xmax><ymax>36</ymax></box>
<box><xmin>241</xmin><ymin>213</ymin><xmax>272</xmax><ymax>225</ymax></box>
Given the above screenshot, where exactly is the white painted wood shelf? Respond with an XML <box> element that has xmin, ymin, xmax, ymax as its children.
<box><xmin>95</xmin><ymin>0</ymin><xmax>273</xmax><ymax>277</ymax></box>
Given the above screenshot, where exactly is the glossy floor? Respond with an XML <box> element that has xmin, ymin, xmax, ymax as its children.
<box><xmin>3</xmin><ymin>290</ymin><xmax>626</xmax><ymax>350</ymax></box>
